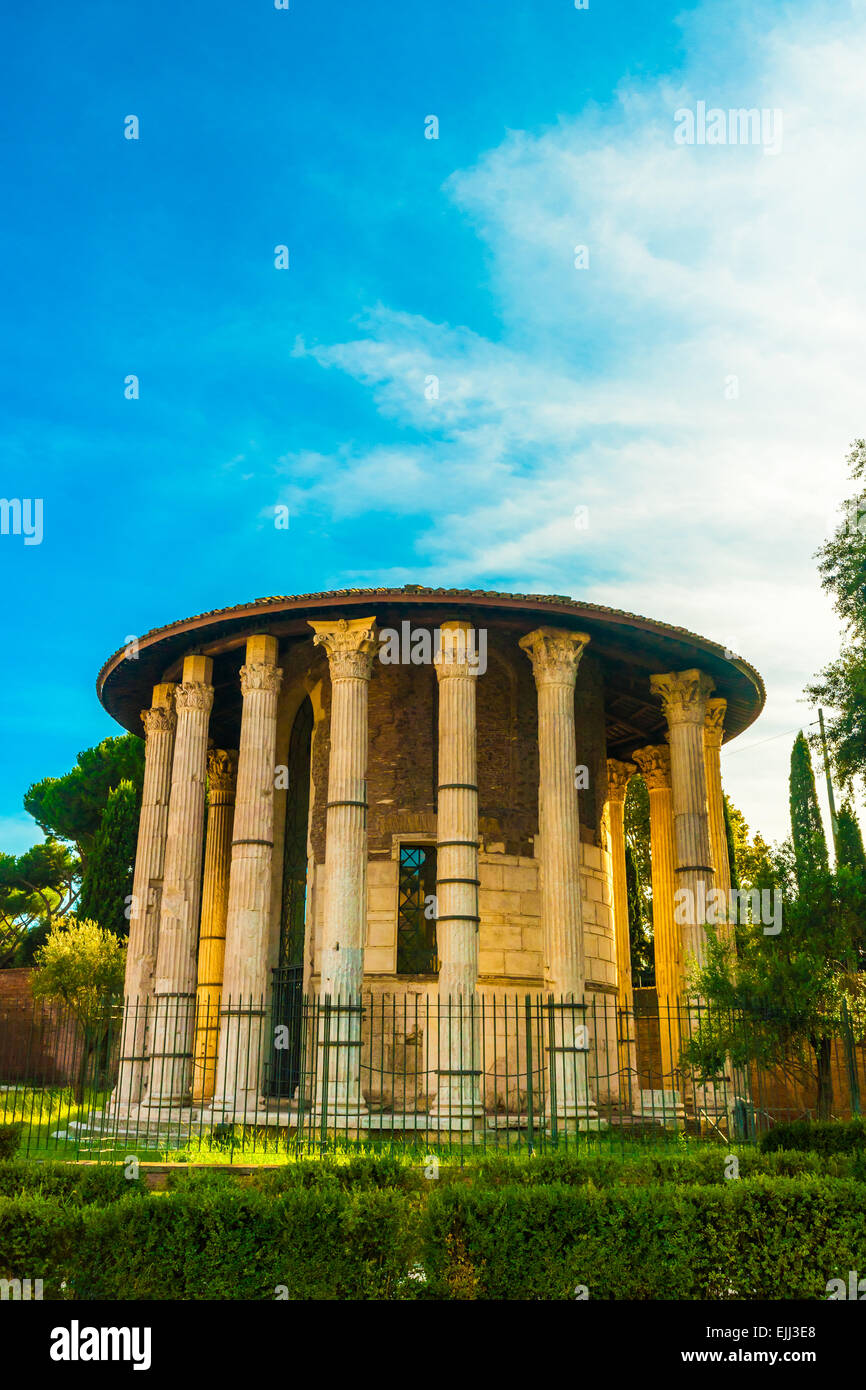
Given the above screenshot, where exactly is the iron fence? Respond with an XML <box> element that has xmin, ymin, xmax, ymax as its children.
<box><xmin>1</xmin><ymin>987</ymin><xmax>864</xmax><ymax>1161</ymax></box>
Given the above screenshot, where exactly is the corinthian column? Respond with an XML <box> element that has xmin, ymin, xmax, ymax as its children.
<box><xmin>114</xmin><ymin>683</ymin><xmax>176</xmax><ymax>1112</ymax></box>
<box><xmin>703</xmin><ymin>699</ymin><xmax>740</xmax><ymax>1100</ymax></box>
<box><xmin>192</xmin><ymin>748</ymin><xmax>237</xmax><ymax>1105</ymax></box>
<box><xmin>650</xmin><ymin>670</ymin><xmax>716</xmax><ymax>975</ymax></box>
<box><xmin>146</xmin><ymin>656</ymin><xmax>213</xmax><ymax>1109</ymax></box>
<box><xmin>606</xmin><ymin>758</ymin><xmax>638</xmax><ymax>1108</ymax></box>
<box><xmin>432</xmin><ymin>621</ymin><xmax>482</xmax><ymax>1123</ymax></box>
<box><xmin>632</xmin><ymin>744</ymin><xmax>681</xmax><ymax>1087</ymax></box>
<box><xmin>704</xmin><ymin>699</ymin><xmax>732</xmax><ymax>901</ymax></box>
<box><xmin>214</xmin><ymin>637</ymin><xmax>283</xmax><ymax>1117</ymax></box>
<box><xmin>309</xmin><ymin>616</ymin><xmax>378</xmax><ymax>1118</ymax></box>
<box><xmin>520</xmin><ymin>626</ymin><xmax>595</xmax><ymax>1123</ymax></box>
<box><xmin>606</xmin><ymin>759</ymin><xmax>636</xmax><ymax>1007</ymax></box>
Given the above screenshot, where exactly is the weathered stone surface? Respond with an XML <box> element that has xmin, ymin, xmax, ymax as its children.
<box><xmin>147</xmin><ymin>657</ymin><xmax>213</xmax><ymax>1108</ymax></box>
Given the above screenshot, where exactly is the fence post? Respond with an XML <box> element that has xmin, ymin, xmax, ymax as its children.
<box><xmin>524</xmin><ymin>994</ymin><xmax>534</xmax><ymax>1154</ymax></box>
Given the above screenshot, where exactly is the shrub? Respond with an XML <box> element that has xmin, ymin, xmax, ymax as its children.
<box><xmin>421</xmin><ymin>1176</ymin><xmax>866</xmax><ymax>1300</ymax></box>
<box><xmin>251</xmin><ymin>1153</ymin><xmax>424</xmax><ymax>1193</ymax></box>
<box><xmin>0</xmin><ymin>1124</ymin><xmax>22</xmax><ymax>1161</ymax></box>
<box><xmin>0</xmin><ymin>1160</ymin><xmax>144</xmax><ymax>1202</ymax></box>
<box><xmin>1</xmin><ymin>1171</ymin><xmax>864</xmax><ymax>1300</ymax></box>
<box><xmin>758</xmin><ymin>1117</ymin><xmax>866</xmax><ymax>1154</ymax></box>
<box><xmin>0</xmin><ymin>1186</ymin><xmax>423</xmax><ymax>1300</ymax></box>
<box><xmin>470</xmin><ymin>1147</ymin><xmax>854</xmax><ymax>1185</ymax></box>
<box><xmin>0</xmin><ymin>1193</ymin><xmax>85</xmax><ymax>1289</ymax></box>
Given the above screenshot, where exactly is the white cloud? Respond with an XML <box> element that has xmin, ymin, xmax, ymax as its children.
<box><xmin>283</xmin><ymin>1</ymin><xmax>866</xmax><ymax>842</ymax></box>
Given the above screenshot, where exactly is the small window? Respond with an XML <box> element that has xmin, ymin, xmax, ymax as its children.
<box><xmin>396</xmin><ymin>844</ymin><xmax>438</xmax><ymax>975</ymax></box>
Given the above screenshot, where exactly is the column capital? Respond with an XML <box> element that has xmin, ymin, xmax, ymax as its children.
<box><xmin>607</xmin><ymin>758</ymin><xmax>636</xmax><ymax>804</ymax></box>
<box><xmin>309</xmin><ymin>616</ymin><xmax>378</xmax><ymax>681</ymax></box>
<box><xmin>519</xmin><ymin>626</ymin><xmax>591</xmax><ymax>687</ymax></box>
<box><xmin>141</xmin><ymin>705</ymin><xmax>176</xmax><ymax>737</ymax></box>
<box><xmin>240</xmin><ymin>663</ymin><xmax>283</xmax><ymax>697</ymax></box>
<box><xmin>175</xmin><ymin>682</ymin><xmax>214</xmax><ymax>715</ymax></box>
<box><xmin>207</xmin><ymin>747</ymin><xmax>238</xmax><ymax>796</ymax></box>
<box><xmin>434</xmin><ymin>620</ymin><xmax>482</xmax><ymax>680</ymax></box>
<box><xmin>650</xmin><ymin>669</ymin><xmax>715</xmax><ymax>726</ymax></box>
<box><xmin>704</xmin><ymin>697</ymin><xmax>727</xmax><ymax>749</ymax></box>
<box><xmin>633</xmin><ymin>744</ymin><xmax>671</xmax><ymax>790</ymax></box>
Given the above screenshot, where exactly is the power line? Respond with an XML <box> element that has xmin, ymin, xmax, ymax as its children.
<box><xmin>721</xmin><ymin>720</ymin><xmax>819</xmax><ymax>758</ymax></box>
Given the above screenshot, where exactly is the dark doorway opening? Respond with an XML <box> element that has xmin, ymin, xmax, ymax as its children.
<box><xmin>267</xmin><ymin>697</ymin><xmax>313</xmax><ymax>1099</ymax></box>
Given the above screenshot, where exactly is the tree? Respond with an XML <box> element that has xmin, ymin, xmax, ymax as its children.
<box><xmin>806</xmin><ymin>439</ymin><xmax>866</xmax><ymax>783</ymax></box>
<box><xmin>724</xmin><ymin>797</ymin><xmax>776</xmax><ymax>897</ymax></box>
<box><xmin>30</xmin><ymin>918</ymin><xmax>126</xmax><ymax>1101</ymax></box>
<box><xmin>723</xmin><ymin>796</ymin><xmax>739</xmax><ymax>892</ymax></box>
<box><xmin>626</xmin><ymin>841</ymin><xmax>654</xmax><ymax>983</ymax></box>
<box><xmin>683</xmin><ymin>856</ymin><xmax>866</xmax><ymax>1120</ymax></box>
<box><xmin>19</xmin><ymin>734</ymin><xmax>143</xmax><ymax>947</ymax></box>
<box><xmin>624</xmin><ymin>778</ymin><xmax>654</xmax><ymax>983</ymax></box>
<box><xmin>837</xmin><ymin>800</ymin><xmax>866</xmax><ymax>874</ymax></box>
<box><xmin>24</xmin><ymin>735</ymin><xmax>144</xmax><ymax>871</ymax></box>
<box><xmin>77</xmin><ymin>780</ymin><xmax>139</xmax><ymax>937</ymax></box>
<box><xmin>0</xmin><ymin>839</ymin><xmax>79</xmax><ymax>967</ymax></box>
<box><xmin>683</xmin><ymin>737</ymin><xmax>866</xmax><ymax>1120</ymax></box>
<box><xmin>789</xmin><ymin>732</ymin><xmax>829</xmax><ymax>886</ymax></box>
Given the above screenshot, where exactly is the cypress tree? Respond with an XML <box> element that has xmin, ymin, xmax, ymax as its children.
<box><xmin>77</xmin><ymin>779</ymin><xmax>140</xmax><ymax>937</ymax></box>
<box><xmin>836</xmin><ymin>799</ymin><xmax>866</xmax><ymax>873</ymax></box>
<box><xmin>789</xmin><ymin>732</ymin><xmax>829</xmax><ymax>886</ymax></box>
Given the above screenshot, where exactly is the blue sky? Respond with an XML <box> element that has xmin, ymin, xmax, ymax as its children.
<box><xmin>2</xmin><ymin>0</ymin><xmax>863</xmax><ymax>849</ymax></box>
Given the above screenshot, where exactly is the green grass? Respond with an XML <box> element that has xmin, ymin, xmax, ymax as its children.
<box><xmin>0</xmin><ymin>1081</ymin><xmax>756</xmax><ymax>1169</ymax></box>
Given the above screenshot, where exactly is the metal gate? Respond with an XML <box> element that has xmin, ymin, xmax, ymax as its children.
<box><xmin>265</xmin><ymin>965</ymin><xmax>304</xmax><ymax>1099</ymax></box>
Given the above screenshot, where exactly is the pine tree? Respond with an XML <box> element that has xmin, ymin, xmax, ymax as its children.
<box><xmin>789</xmin><ymin>732</ymin><xmax>829</xmax><ymax>886</ymax></box>
<box><xmin>24</xmin><ymin>733</ymin><xmax>144</xmax><ymax>873</ymax></box>
<box><xmin>77</xmin><ymin>780</ymin><xmax>140</xmax><ymax>937</ymax></box>
<box><xmin>836</xmin><ymin>799</ymin><xmax>866</xmax><ymax>873</ymax></box>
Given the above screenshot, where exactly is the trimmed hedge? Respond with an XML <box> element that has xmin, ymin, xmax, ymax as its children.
<box><xmin>0</xmin><ymin>1125</ymin><xmax>22</xmax><ymax>1161</ymax></box>
<box><xmin>0</xmin><ymin>1160</ymin><xmax>145</xmax><ymax>1202</ymax></box>
<box><xmin>0</xmin><ymin>1186</ymin><xmax>421</xmax><ymax>1300</ymax></box>
<box><xmin>759</xmin><ymin>1117</ymin><xmax>866</xmax><ymax>1155</ymax></box>
<box><xmin>1</xmin><ymin>1172</ymin><xmax>864</xmax><ymax>1300</ymax></box>
<box><xmin>421</xmin><ymin>1177</ymin><xmax>866</xmax><ymax>1299</ymax></box>
<box><xmin>2</xmin><ymin>1147</ymin><xmax>858</xmax><ymax>1201</ymax></box>
<box><xmin>165</xmin><ymin>1147</ymin><xmax>860</xmax><ymax>1190</ymax></box>
<box><xmin>174</xmin><ymin>1152</ymin><xmax>425</xmax><ymax>1193</ymax></box>
<box><xmin>460</xmin><ymin>1148</ymin><xmax>858</xmax><ymax>1186</ymax></box>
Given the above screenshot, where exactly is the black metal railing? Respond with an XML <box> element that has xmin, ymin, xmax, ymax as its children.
<box><xmin>1</xmin><ymin>989</ymin><xmax>863</xmax><ymax>1161</ymax></box>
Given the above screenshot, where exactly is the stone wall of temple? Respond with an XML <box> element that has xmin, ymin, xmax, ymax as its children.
<box><xmin>303</xmin><ymin>630</ymin><xmax>605</xmax><ymax>866</ymax></box>
<box><xmin>306</xmin><ymin>845</ymin><xmax>615</xmax><ymax>991</ymax></box>
<box><xmin>277</xmin><ymin>631</ymin><xmax>613</xmax><ymax>993</ymax></box>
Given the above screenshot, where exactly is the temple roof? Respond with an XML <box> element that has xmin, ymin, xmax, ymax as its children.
<box><xmin>96</xmin><ymin>585</ymin><xmax>765</xmax><ymax>755</ymax></box>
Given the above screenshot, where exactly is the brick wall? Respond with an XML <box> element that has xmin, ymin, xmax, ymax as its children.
<box><xmin>0</xmin><ymin>969</ymin><xmax>84</xmax><ymax>1085</ymax></box>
